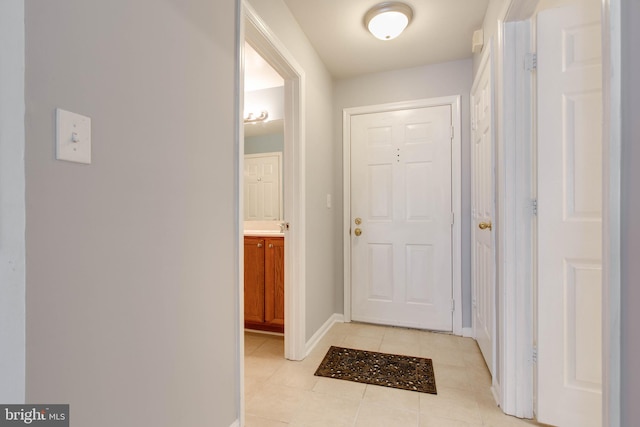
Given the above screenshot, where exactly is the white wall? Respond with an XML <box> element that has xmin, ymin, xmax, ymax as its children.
<box><xmin>0</xmin><ymin>0</ymin><xmax>26</xmax><ymax>404</ymax></box>
<box><xmin>245</xmin><ymin>86</ymin><xmax>284</xmax><ymax>122</ymax></box>
<box><xmin>246</xmin><ymin>0</ymin><xmax>337</xmax><ymax>340</ymax></box>
<box><xmin>334</xmin><ymin>59</ymin><xmax>474</xmax><ymax>327</ymax></box>
<box><xmin>24</xmin><ymin>1</ymin><xmax>239</xmax><ymax>426</ymax></box>
<box><xmin>621</xmin><ymin>0</ymin><xmax>640</xmax><ymax>423</ymax></box>
<box><xmin>473</xmin><ymin>0</ymin><xmax>510</xmax><ymax>73</ymax></box>
<box><xmin>535</xmin><ymin>0</ymin><xmax>574</xmax><ymax>11</ymax></box>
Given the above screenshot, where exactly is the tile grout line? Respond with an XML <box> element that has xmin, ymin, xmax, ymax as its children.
<box><xmin>351</xmin><ymin>385</ymin><xmax>367</xmax><ymax>427</ymax></box>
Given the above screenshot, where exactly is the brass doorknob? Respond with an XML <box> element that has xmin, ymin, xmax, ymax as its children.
<box><xmin>478</xmin><ymin>221</ymin><xmax>492</xmax><ymax>231</ymax></box>
<box><xmin>354</xmin><ymin>228</ymin><xmax>362</xmax><ymax>236</ymax></box>
<box><xmin>355</xmin><ymin>218</ymin><xmax>362</xmax><ymax>225</ymax></box>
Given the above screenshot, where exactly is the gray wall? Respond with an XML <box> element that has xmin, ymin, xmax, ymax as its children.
<box><xmin>334</xmin><ymin>59</ymin><xmax>474</xmax><ymax>327</ymax></box>
<box><xmin>0</xmin><ymin>0</ymin><xmax>26</xmax><ymax>404</ymax></box>
<box><xmin>247</xmin><ymin>0</ymin><xmax>337</xmax><ymax>340</ymax></box>
<box><xmin>24</xmin><ymin>1</ymin><xmax>239</xmax><ymax>426</ymax></box>
<box><xmin>621</xmin><ymin>0</ymin><xmax>639</xmax><ymax>424</ymax></box>
<box><xmin>245</xmin><ymin>133</ymin><xmax>284</xmax><ymax>154</ymax></box>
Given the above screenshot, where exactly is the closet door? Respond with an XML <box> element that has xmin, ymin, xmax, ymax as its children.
<box><xmin>537</xmin><ymin>1</ymin><xmax>603</xmax><ymax>425</ymax></box>
<box><xmin>244</xmin><ymin>153</ymin><xmax>282</xmax><ymax>221</ymax></box>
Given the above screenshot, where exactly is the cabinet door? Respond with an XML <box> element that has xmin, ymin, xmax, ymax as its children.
<box><xmin>265</xmin><ymin>237</ymin><xmax>285</xmax><ymax>331</ymax></box>
<box><xmin>244</xmin><ymin>237</ymin><xmax>265</xmax><ymax>326</ymax></box>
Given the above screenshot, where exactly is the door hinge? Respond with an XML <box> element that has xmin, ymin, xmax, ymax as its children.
<box><xmin>451</xmin><ymin>299</ymin><xmax>455</xmax><ymax>312</ymax></box>
<box><xmin>532</xmin><ymin>199</ymin><xmax>538</xmax><ymax>216</ymax></box>
<box><xmin>451</xmin><ymin>212</ymin><xmax>455</xmax><ymax>225</ymax></box>
<box><xmin>532</xmin><ymin>345</ymin><xmax>538</xmax><ymax>364</ymax></box>
<box><xmin>450</xmin><ymin>126</ymin><xmax>454</xmax><ymax>140</ymax></box>
<box><xmin>525</xmin><ymin>52</ymin><xmax>537</xmax><ymax>71</ymax></box>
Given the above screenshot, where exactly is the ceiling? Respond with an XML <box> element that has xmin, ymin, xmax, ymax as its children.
<box><xmin>282</xmin><ymin>0</ymin><xmax>490</xmax><ymax>79</ymax></box>
<box><xmin>244</xmin><ymin>0</ymin><xmax>490</xmax><ymax>136</ymax></box>
<box><xmin>244</xmin><ymin>43</ymin><xmax>284</xmax><ymax>92</ymax></box>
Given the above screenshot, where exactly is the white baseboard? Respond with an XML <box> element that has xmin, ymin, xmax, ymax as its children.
<box><xmin>229</xmin><ymin>420</ymin><xmax>239</xmax><ymax>427</ymax></box>
<box><xmin>305</xmin><ymin>313</ymin><xmax>344</xmax><ymax>357</ymax></box>
<box><xmin>462</xmin><ymin>327</ymin><xmax>474</xmax><ymax>338</ymax></box>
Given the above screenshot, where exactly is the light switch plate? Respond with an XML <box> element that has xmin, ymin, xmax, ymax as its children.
<box><xmin>56</xmin><ymin>108</ymin><xmax>91</xmax><ymax>164</ymax></box>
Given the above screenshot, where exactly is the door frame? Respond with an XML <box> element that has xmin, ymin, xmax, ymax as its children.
<box><xmin>497</xmin><ymin>19</ymin><xmax>534</xmax><ymax>417</ymax></box>
<box><xmin>342</xmin><ymin>96</ymin><xmax>463</xmax><ymax>335</ymax></box>
<box><xmin>490</xmin><ymin>0</ymin><xmax>540</xmax><ymax>417</ymax></box>
<box><xmin>601</xmin><ymin>2</ymin><xmax>622</xmax><ymax>426</ymax></box>
<box><xmin>494</xmin><ymin>1</ymin><xmax>540</xmax><ymax>417</ymax></box>
<box><xmin>240</xmin><ymin>2</ymin><xmax>307</xmax><ymax>359</ymax></box>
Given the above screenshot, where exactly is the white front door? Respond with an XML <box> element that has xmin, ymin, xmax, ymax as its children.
<box><xmin>244</xmin><ymin>153</ymin><xmax>282</xmax><ymax>221</ymax></box>
<box><xmin>471</xmin><ymin>46</ymin><xmax>495</xmax><ymax>376</ymax></box>
<box><xmin>537</xmin><ymin>1</ymin><xmax>603</xmax><ymax>425</ymax></box>
<box><xmin>350</xmin><ymin>105</ymin><xmax>453</xmax><ymax>331</ymax></box>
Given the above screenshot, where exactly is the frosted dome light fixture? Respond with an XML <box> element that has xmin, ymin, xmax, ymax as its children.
<box><xmin>365</xmin><ymin>2</ymin><xmax>413</xmax><ymax>41</ymax></box>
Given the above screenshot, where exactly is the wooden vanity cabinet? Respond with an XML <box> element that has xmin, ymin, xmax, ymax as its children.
<box><xmin>244</xmin><ymin>236</ymin><xmax>284</xmax><ymax>333</ymax></box>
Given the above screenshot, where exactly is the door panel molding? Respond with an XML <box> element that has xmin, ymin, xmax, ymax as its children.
<box><xmin>343</xmin><ymin>96</ymin><xmax>463</xmax><ymax>335</ymax></box>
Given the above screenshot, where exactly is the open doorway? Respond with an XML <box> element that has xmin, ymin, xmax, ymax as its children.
<box><xmin>239</xmin><ymin>4</ymin><xmax>307</xmax><ymax>424</ymax></box>
<box><xmin>240</xmin><ymin>1</ymin><xmax>306</xmax><ymax>364</ymax></box>
<box><xmin>243</xmin><ymin>42</ymin><xmax>286</xmax><ymax>334</ymax></box>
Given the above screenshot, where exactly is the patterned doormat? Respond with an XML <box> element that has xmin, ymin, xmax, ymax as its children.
<box><xmin>314</xmin><ymin>346</ymin><xmax>437</xmax><ymax>394</ymax></box>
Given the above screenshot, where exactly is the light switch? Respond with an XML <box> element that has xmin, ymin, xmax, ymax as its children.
<box><xmin>56</xmin><ymin>108</ymin><xmax>91</xmax><ymax>164</ymax></box>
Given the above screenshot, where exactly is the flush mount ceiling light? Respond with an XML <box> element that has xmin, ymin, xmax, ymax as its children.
<box><xmin>364</xmin><ymin>2</ymin><xmax>413</xmax><ymax>41</ymax></box>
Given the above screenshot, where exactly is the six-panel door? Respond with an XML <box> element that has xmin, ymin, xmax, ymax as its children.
<box><xmin>350</xmin><ymin>105</ymin><xmax>454</xmax><ymax>331</ymax></box>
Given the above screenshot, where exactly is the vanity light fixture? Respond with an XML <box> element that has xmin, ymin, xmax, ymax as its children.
<box><xmin>244</xmin><ymin>110</ymin><xmax>269</xmax><ymax>124</ymax></box>
<box><xmin>364</xmin><ymin>2</ymin><xmax>413</xmax><ymax>41</ymax></box>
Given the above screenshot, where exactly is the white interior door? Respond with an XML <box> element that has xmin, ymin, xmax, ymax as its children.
<box><xmin>471</xmin><ymin>47</ymin><xmax>495</xmax><ymax>376</ymax></box>
<box><xmin>244</xmin><ymin>153</ymin><xmax>282</xmax><ymax>221</ymax></box>
<box><xmin>537</xmin><ymin>1</ymin><xmax>602</xmax><ymax>425</ymax></box>
<box><xmin>350</xmin><ymin>105</ymin><xmax>453</xmax><ymax>331</ymax></box>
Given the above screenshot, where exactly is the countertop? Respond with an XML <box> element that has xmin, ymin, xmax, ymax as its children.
<box><xmin>243</xmin><ymin>220</ymin><xmax>285</xmax><ymax>237</ymax></box>
<box><xmin>243</xmin><ymin>230</ymin><xmax>285</xmax><ymax>237</ymax></box>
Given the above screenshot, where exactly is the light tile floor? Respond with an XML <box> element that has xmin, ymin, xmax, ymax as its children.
<box><xmin>245</xmin><ymin>322</ymin><xmax>548</xmax><ymax>427</ymax></box>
